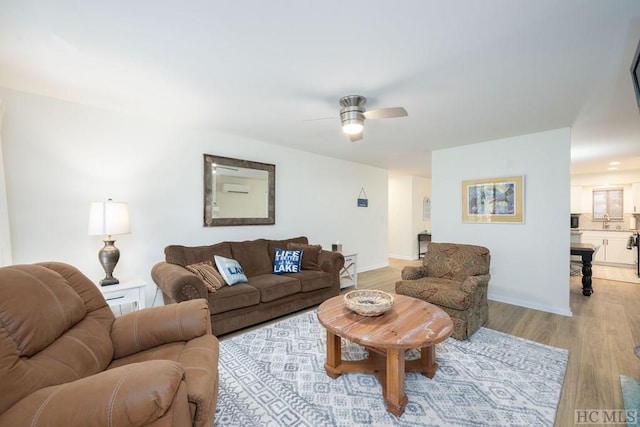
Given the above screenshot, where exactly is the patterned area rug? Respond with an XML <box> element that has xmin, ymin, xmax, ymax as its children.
<box><xmin>620</xmin><ymin>374</ymin><xmax>640</xmax><ymax>424</ymax></box>
<box><xmin>215</xmin><ymin>310</ymin><xmax>568</xmax><ymax>427</ymax></box>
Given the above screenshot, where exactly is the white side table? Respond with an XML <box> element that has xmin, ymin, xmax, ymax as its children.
<box><xmin>340</xmin><ymin>253</ymin><xmax>358</xmax><ymax>289</ymax></box>
<box><xmin>98</xmin><ymin>279</ymin><xmax>146</xmax><ymax>314</ymax></box>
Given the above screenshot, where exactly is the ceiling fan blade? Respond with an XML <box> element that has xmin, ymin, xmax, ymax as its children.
<box><xmin>301</xmin><ymin>116</ymin><xmax>336</xmax><ymax>122</ymax></box>
<box><xmin>349</xmin><ymin>132</ymin><xmax>363</xmax><ymax>143</ymax></box>
<box><xmin>362</xmin><ymin>107</ymin><xmax>408</xmax><ymax>120</ymax></box>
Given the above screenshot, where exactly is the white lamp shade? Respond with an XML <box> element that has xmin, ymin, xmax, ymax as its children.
<box><xmin>88</xmin><ymin>201</ymin><xmax>131</xmax><ymax>236</ymax></box>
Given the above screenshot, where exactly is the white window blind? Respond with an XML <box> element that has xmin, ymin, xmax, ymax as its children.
<box><xmin>592</xmin><ymin>188</ymin><xmax>623</xmax><ymax>220</ymax></box>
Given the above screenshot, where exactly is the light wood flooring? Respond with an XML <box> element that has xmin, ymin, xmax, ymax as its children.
<box><xmin>355</xmin><ymin>259</ymin><xmax>640</xmax><ymax>427</ymax></box>
<box><xmin>592</xmin><ymin>264</ymin><xmax>640</xmax><ymax>283</ymax></box>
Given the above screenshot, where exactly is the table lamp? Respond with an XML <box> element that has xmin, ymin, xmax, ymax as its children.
<box><xmin>88</xmin><ymin>199</ymin><xmax>131</xmax><ymax>286</ymax></box>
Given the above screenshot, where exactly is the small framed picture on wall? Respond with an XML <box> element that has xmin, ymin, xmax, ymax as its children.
<box><xmin>462</xmin><ymin>175</ymin><xmax>524</xmax><ymax>223</ymax></box>
<box><xmin>423</xmin><ymin>197</ymin><xmax>431</xmax><ymax>221</ymax></box>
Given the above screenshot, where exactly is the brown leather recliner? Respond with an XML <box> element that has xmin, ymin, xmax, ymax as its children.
<box><xmin>0</xmin><ymin>262</ymin><xmax>219</xmax><ymax>427</ymax></box>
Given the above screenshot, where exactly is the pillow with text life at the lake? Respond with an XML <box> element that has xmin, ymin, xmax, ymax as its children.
<box><xmin>273</xmin><ymin>249</ymin><xmax>303</xmax><ymax>274</ymax></box>
<box><xmin>214</xmin><ymin>255</ymin><xmax>248</xmax><ymax>285</ymax></box>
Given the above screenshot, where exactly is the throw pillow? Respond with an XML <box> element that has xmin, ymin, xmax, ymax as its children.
<box><xmin>185</xmin><ymin>261</ymin><xmax>225</xmax><ymax>292</ymax></box>
<box><xmin>214</xmin><ymin>255</ymin><xmax>248</xmax><ymax>285</ymax></box>
<box><xmin>273</xmin><ymin>249</ymin><xmax>303</xmax><ymax>274</ymax></box>
<box><xmin>286</xmin><ymin>243</ymin><xmax>322</xmax><ymax>271</ymax></box>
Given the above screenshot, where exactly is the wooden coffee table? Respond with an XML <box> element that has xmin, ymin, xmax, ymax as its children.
<box><xmin>317</xmin><ymin>293</ymin><xmax>453</xmax><ymax>417</ymax></box>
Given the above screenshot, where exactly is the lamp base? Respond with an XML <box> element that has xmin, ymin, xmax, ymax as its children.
<box><xmin>98</xmin><ymin>239</ymin><xmax>121</xmax><ymax>287</ymax></box>
<box><xmin>100</xmin><ymin>277</ymin><xmax>120</xmax><ymax>286</ymax></box>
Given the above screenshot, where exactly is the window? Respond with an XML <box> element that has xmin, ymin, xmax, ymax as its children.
<box><xmin>592</xmin><ymin>188</ymin><xmax>623</xmax><ymax>220</ymax></box>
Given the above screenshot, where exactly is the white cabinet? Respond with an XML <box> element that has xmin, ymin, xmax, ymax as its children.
<box><xmin>633</xmin><ymin>182</ymin><xmax>640</xmax><ymax>213</ymax></box>
<box><xmin>605</xmin><ymin>234</ymin><xmax>634</xmax><ymax>264</ymax></box>
<box><xmin>571</xmin><ymin>185</ymin><xmax>583</xmax><ymax>213</ymax></box>
<box><xmin>98</xmin><ymin>279</ymin><xmax>146</xmax><ymax>315</ymax></box>
<box><xmin>580</xmin><ymin>231</ymin><xmax>634</xmax><ymax>265</ymax></box>
<box><xmin>580</xmin><ymin>232</ymin><xmax>605</xmax><ymax>263</ymax></box>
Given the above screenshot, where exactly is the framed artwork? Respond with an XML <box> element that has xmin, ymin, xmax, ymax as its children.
<box><xmin>423</xmin><ymin>197</ymin><xmax>431</xmax><ymax>221</ymax></box>
<box><xmin>462</xmin><ymin>175</ymin><xmax>524</xmax><ymax>223</ymax></box>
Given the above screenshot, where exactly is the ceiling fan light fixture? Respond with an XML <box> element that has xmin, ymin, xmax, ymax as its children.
<box><xmin>332</xmin><ymin>94</ymin><xmax>406</xmax><ymax>141</ymax></box>
<box><xmin>342</xmin><ymin>119</ymin><xmax>364</xmax><ymax>135</ymax></box>
<box><xmin>340</xmin><ymin>97</ymin><xmax>366</xmax><ymax>135</ymax></box>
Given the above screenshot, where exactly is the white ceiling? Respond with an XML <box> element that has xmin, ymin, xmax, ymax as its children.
<box><xmin>2</xmin><ymin>0</ymin><xmax>640</xmax><ymax>177</ymax></box>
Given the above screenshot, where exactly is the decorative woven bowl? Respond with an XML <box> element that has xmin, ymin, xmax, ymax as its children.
<box><xmin>344</xmin><ymin>290</ymin><xmax>394</xmax><ymax>316</ymax></box>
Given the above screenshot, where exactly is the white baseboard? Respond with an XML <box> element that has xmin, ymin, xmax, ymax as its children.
<box><xmin>387</xmin><ymin>253</ymin><xmax>417</xmax><ymax>261</ymax></box>
<box><xmin>488</xmin><ymin>293</ymin><xmax>573</xmax><ymax>317</ymax></box>
<box><xmin>358</xmin><ymin>262</ymin><xmax>390</xmax><ymax>273</ymax></box>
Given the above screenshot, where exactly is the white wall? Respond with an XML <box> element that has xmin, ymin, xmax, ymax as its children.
<box><xmin>0</xmin><ymin>99</ymin><xmax>11</xmax><ymax>266</ymax></box>
<box><xmin>388</xmin><ymin>176</ymin><xmax>413</xmax><ymax>259</ymax></box>
<box><xmin>572</xmin><ymin>170</ymin><xmax>640</xmax><ymax>187</ymax></box>
<box><xmin>432</xmin><ymin>128</ymin><xmax>572</xmax><ymax>316</ymax></box>
<box><xmin>0</xmin><ymin>88</ymin><xmax>389</xmax><ymax>306</ymax></box>
<box><xmin>412</xmin><ymin>176</ymin><xmax>431</xmax><ymax>240</ymax></box>
<box><xmin>388</xmin><ymin>175</ymin><xmax>431</xmax><ymax>259</ymax></box>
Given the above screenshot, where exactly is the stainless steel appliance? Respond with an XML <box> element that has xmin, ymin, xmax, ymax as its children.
<box><xmin>628</xmin><ymin>232</ymin><xmax>640</xmax><ymax>277</ymax></box>
<box><xmin>633</xmin><ymin>233</ymin><xmax>639</xmax><ymax>277</ymax></box>
<box><xmin>570</xmin><ymin>214</ymin><xmax>580</xmax><ymax>228</ymax></box>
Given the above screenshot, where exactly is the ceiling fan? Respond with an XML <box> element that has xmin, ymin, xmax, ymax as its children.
<box><xmin>338</xmin><ymin>95</ymin><xmax>408</xmax><ymax>142</ymax></box>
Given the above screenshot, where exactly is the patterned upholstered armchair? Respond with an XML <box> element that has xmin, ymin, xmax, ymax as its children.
<box><xmin>395</xmin><ymin>243</ymin><xmax>491</xmax><ymax>340</ymax></box>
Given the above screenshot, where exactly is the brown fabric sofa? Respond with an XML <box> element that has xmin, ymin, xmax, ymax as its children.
<box><xmin>152</xmin><ymin>236</ymin><xmax>344</xmax><ymax>336</ymax></box>
<box><xmin>0</xmin><ymin>262</ymin><xmax>219</xmax><ymax>427</ymax></box>
<box><xmin>395</xmin><ymin>243</ymin><xmax>491</xmax><ymax>340</ymax></box>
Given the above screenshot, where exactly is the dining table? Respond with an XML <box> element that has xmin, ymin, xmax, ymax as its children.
<box><xmin>570</xmin><ymin>242</ymin><xmax>597</xmax><ymax>296</ymax></box>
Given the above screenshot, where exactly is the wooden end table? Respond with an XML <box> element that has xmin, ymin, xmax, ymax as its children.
<box><xmin>98</xmin><ymin>279</ymin><xmax>146</xmax><ymax>315</ymax></box>
<box><xmin>317</xmin><ymin>294</ymin><xmax>453</xmax><ymax>417</ymax></box>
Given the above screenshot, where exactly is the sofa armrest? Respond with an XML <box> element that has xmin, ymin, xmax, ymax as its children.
<box><xmin>152</xmin><ymin>261</ymin><xmax>207</xmax><ymax>303</ymax></box>
<box><xmin>318</xmin><ymin>250</ymin><xmax>345</xmax><ymax>273</ymax></box>
<box><xmin>318</xmin><ymin>250</ymin><xmax>345</xmax><ymax>290</ymax></box>
<box><xmin>112</xmin><ymin>299</ymin><xmax>212</xmax><ymax>359</ymax></box>
<box><xmin>401</xmin><ymin>265</ymin><xmax>428</xmax><ymax>280</ymax></box>
<box><xmin>0</xmin><ymin>360</ymin><xmax>190</xmax><ymax>427</ymax></box>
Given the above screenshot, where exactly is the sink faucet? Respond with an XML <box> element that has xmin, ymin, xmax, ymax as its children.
<box><xmin>603</xmin><ymin>213</ymin><xmax>610</xmax><ymax>229</ymax></box>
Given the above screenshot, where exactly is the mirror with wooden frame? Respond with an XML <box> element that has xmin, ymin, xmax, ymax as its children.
<box><xmin>203</xmin><ymin>154</ymin><xmax>275</xmax><ymax>226</ymax></box>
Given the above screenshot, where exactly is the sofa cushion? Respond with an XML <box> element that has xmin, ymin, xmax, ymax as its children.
<box><xmin>185</xmin><ymin>261</ymin><xmax>225</xmax><ymax>292</ymax></box>
<box><xmin>273</xmin><ymin>249</ymin><xmax>302</xmax><ymax>274</ymax></box>
<box><xmin>268</xmin><ymin>236</ymin><xmax>308</xmax><ymax>264</ymax></box>
<box><xmin>248</xmin><ymin>274</ymin><xmax>301</xmax><ymax>303</ymax></box>
<box><xmin>284</xmin><ymin>270</ymin><xmax>333</xmax><ymax>293</ymax></box>
<box><xmin>208</xmin><ymin>284</ymin><xmax>260</xmax><ymax>315</ymax></box>
<box><xmin>230</xmin><ymin>239</ymin><xmax>273</xmax><ymax>277</ymax></box>
<box><xmin>287</xmin><ymin>243</ymin><xmax>322</xmax><ymax>271</ymax></box>
<box><xmin>165</xmin><ymin>242</ymin><xmax>232</xmax><ymax>267</ymax></box>
<box><xmin>214</xmin><ymin>256</ymin><xmax>248</xmax><ymax>285</ymax></box>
